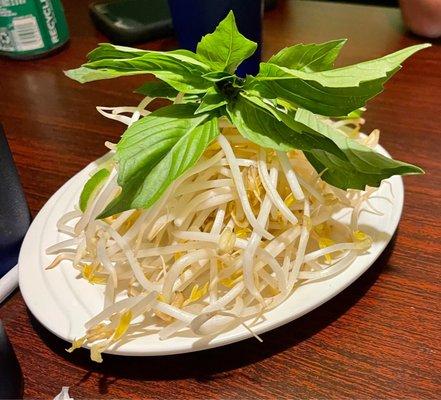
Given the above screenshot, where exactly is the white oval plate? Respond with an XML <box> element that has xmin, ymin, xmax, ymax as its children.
<box><xmin>19</xmin><ymin>146</ymin><xmax>403</xmax><ymax>356</ymax></box>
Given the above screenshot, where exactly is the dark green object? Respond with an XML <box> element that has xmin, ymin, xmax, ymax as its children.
<box><xmin>0</xmin><ymin>0</ymin><xmax>69</xmax><ymax>59</ymax></box>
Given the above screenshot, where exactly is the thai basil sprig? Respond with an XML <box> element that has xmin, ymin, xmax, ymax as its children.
<box><xmin>65</xmin><ymin>11</ymin><xmax>428</xmax><ymax>218</ymax></box>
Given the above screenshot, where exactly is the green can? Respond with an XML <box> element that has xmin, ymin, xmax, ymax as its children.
<box><xmin>0</xmin><ymin>0</ymin><xmax>69</xmax><ymax>59</ymax></box>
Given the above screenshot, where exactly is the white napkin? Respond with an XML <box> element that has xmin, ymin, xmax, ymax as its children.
<box><xmin>0</xmin><ymin>265</ymin><xmax>18</xmax><ymax>304</ymax></box>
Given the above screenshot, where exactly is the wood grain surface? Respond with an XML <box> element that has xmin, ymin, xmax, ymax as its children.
<box><xmin>0</xmin><ymin>1</ymin><xmax>440</xmax><ymax>399</ymax></box>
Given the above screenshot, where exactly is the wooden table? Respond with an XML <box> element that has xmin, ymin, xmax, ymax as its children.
<box><xmin>1</xmin><ymin>1</ymin><xmax>440</xmax><ymax>398</ymax></box>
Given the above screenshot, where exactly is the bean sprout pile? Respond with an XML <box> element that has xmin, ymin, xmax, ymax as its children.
<box><xmin>46</xmin><ymin>97</ymin><xmax>383</xmax><ymax>362</ymax></box>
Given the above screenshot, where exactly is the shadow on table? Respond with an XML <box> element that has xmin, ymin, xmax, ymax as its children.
<box><xmin>30</xmin><ymin>234</ymin><xmax>397</xmax><ymax>394</ymax></box>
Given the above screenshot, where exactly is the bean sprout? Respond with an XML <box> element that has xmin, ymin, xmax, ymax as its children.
<box><xmin>48</xmin><ymin>99</ymin><xmax>379</xmax><ymax>362</ymax></box>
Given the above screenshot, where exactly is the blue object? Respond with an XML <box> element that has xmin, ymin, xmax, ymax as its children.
<box><xmin>0</xmin><ymin>125</ymin><xmax>30</xmax><ymax>278</ymax></box>
<box><xmin>167</xmin><ymin>0</ymin><xmax>263</xmax><ymax>76</ymax></box>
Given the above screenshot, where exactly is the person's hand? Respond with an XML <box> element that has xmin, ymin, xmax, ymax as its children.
<box><xmin>400</xmin><ymin>0</ymin><xmax>441</xmax><ymax>38</ymax></box>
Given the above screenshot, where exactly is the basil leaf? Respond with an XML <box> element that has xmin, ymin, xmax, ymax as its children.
<box><xmin>116</xmin><ymin>103</ymin><xmax>208</xmax><ymax>184</ymax></box>
<box><xmin>126</xmin><ymin>116</ymin><xmax>219</xmax><ymax>208</ymax></box>
<box><xmin>87</xmin><ymin>43</ymin><xmax>148</xmax><ymax>61</ymax></box>
<box><xmin>304</xmin><ymin>151</ymin><xmax>394</xmax><ymax>190</ymax></box>
<box><xmin>134</xmin><ymin>80</ymin><xmax>179</xmax><ymax>99</ymax></box>
<box><xmin>195</xmin><ymin>88</ymin><xmax>227</xmax><ymax>114</ymax></box>
<box><xmin>65</xmin><ymin>46</ymin><xmax>212</xmax><ymax>94</ymax></box>
<box><xmin>247</xmin><ymin>69</ymin><xmax>390</xmax><ymax>116</ymax></box>
<box><xmin>295</xmin><ymin>108</ymin><xmax>424</xmax><ymax>189</ymax></box>
<box><xmin>202</xmin><ymin>71</ymin><xmax>235</xmax><ymax>82</ymax></box>
<box><xmin>79</xmin><ymin>168</ymin><xmax>110</xmax><ymax>212</ymax></box>
<box><xmin>100</xmin><ymin>105</ymin><xmax>218</xmax><ymax>217</ymax></box>
<box><xmin>228</xmin><ymin>96</ymin><xmax>423</xmax><ymax>190</ymax></box>
<box><xmin>261</xmin><ymin>43</ymin><xmax>430</xmax><ymax>88</ymax></box>
<box><xmin>252</xmin><ymin>43</ymin><xmax>430</xmax><ymax>116</ymax></box>
<box><xmin>196</xmin><ymin>11</ymin><xmax>257</xmax><ymax>73</ymax></box>
<box><xmin>134</xmin><ymin>80</ymin><xmax>200</xmax><ymax>103</ymax></box>
<box><xmin>268</xmin><ymin>39</ymin><xmax>347</xmax><ymax>71</ymax></box>
<box><xmin>227</xmin><ymin>94</ymin><xmax>343</xmax><ymax>155</ymax></box>
<box><xmin>239</xmin><ymin>92</ymin><xmax>281</xmax><ymax>120</ymax></box>
<box><xmin>85</xmin><ymin>43</ymin><xmax>206</xmax><ymax>65</ymax></box>
<box><xmin>87</xmin><ymin>44</ymin><xmax>204</xmax><ymax>63</ymax></box>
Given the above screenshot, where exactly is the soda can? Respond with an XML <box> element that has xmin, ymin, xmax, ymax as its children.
<box><xmin>0</xmin><ymin>0</ymin><xmax>69</xmax><ymax>59</ymax></box>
